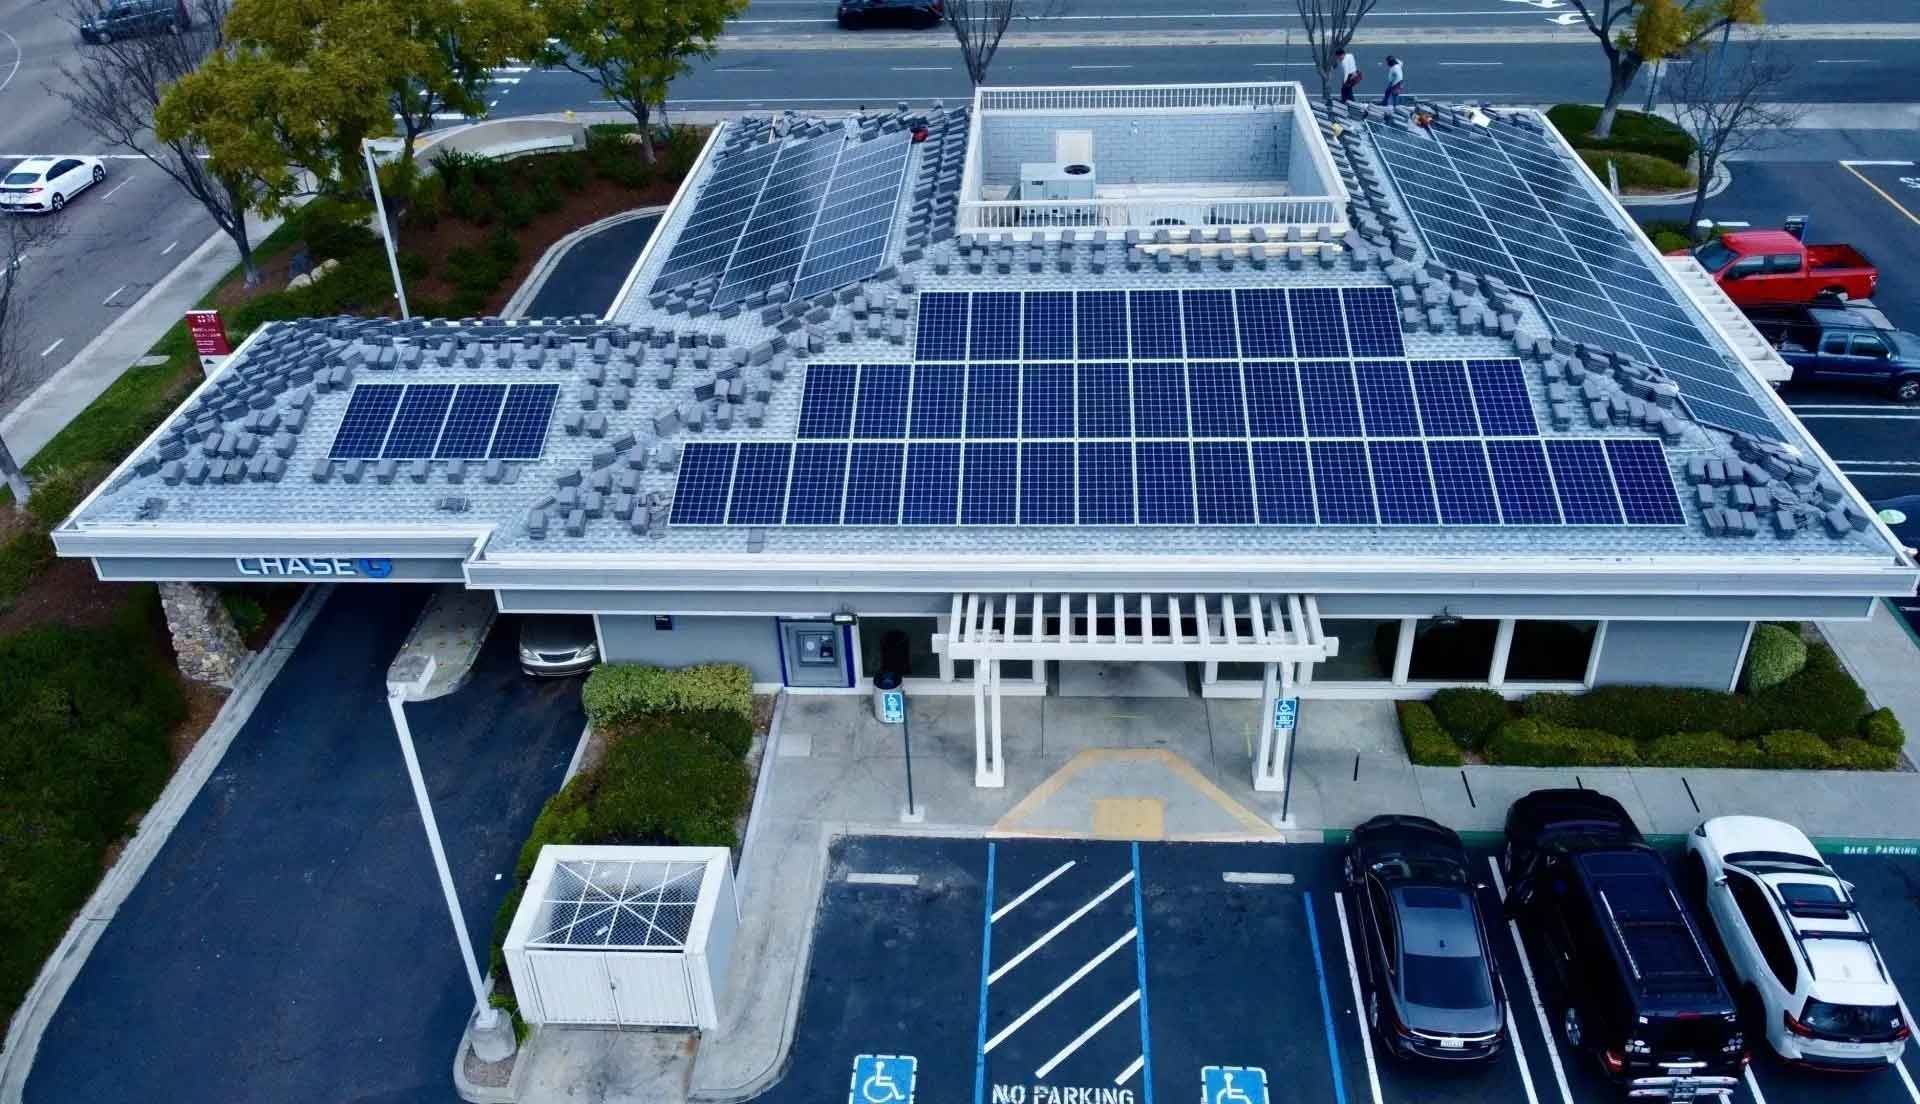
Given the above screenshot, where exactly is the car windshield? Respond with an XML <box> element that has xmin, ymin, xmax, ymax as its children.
<box><xmin>1403</xmin><ymin>953</ymin><xmax>1494</xmax><ymax>1010</ymax></box>
<box><xmin>2</xmin><ymin>171</ymin><xmax>39</xmax><ymax>186</ymax></box>
<box><xmin>1645</xmin><ymin>1014</ymin><xmax>1737</xmax><ymax>1053</ymax></box>
<box><xmin>1396</xmin><ymin>886</ymin><xmax>1493</xmax><ymax>1010</ymax></box>
<box><xmin>1693</xmin><ymin>240</ymin><xmax>1737</xmax><ymax>271</ymax></box>
<box><xmin>1803</xmin><ymin>1000</ymin><xmax>1904</xmax><ymax>1040</ymax></box>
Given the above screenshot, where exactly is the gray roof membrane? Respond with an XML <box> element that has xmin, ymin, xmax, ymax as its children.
<box><xmin>63</xmin><ymin>100</ymin><xmax>1896</xmax><ymax>568</ymax></box>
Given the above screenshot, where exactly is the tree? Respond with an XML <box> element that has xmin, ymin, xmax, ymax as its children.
<box><xmin>541</xmin><ymin>0</ymin><xmax>745</xmax><ymax>165</ymax></box>
<box><xmin>1662</xmin><ymin>27</ymin><xmax>1802</xmax><ymax>237</ymax></box>
<box><xmin>0</xmin><ymin>213</ymin><xmax>67</xmax><ymax>502</ymax></box>
<box><xmin>56</xmin><ymin>0</ymin><xmax>276</xmax><ymax>287</ymax></box>
<box><xmin>942</xmin><ymin>0</ymin><xmax>1061</xmax><ymax>86</ymax></box>
<box><xmin>1294</xmin><ymin>0</ymin><xmax>1383</xmax><ymax>108</ymax></box>
<box><xmin>1560</xmin><ymin>0</ymin><xmax>1763</xmax><ymax>139</ymax></box>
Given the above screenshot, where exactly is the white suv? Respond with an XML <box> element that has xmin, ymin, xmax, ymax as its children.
<box><xmin>1684</xmin><ymin>816</ymin><xmax>1909</xmax><ymax>1072</ymax></box>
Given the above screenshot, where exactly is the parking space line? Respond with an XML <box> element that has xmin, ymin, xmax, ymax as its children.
<box><xmin>846</xmin><ymin>872</ymin><xmax>918</xmax><ymax>885</ymax></box>
<box><xmin>988</xmin><ymin>870</ymin><xmax>1134</xmax><ymax>984</ymax></box>
<box><xmin>1332</xmin><ymin>892</ymin><xmax>1384</xmax><ymax>1104</ymax></box>
<box><xmin>1115</xmin><ymin>1055</ymin><xmax>1144</xmax><ymax>1085</ymax></box>
<box><xmin>993</xmin><ymin>860</ymin><xmax>1074</xmax><ymax>922</ymax></box>
<box><xmin>1841</xmin><ymin>162</ymin><xmax>1920</xmax><ymax>229</ymax></box>
<box><xmin>1744</xmin><ymin>1066</ymin><xmax>1768</xmax><ymax>1104</ymax></box>
<box><xmin>974</xmin><ymin>842</ymin><xmax>995</xmax><ymax>1104</ymax></box>
<box><xmin>985</xmin><ymin>928</ymin><xmax>1137</xmax><ymax>1052</ymax></box>
<box><xmin>1898</xmin><ymin>1053</ymin><xmax>1920</xmax><ymax>1104</ymax></box>
<box><xmin>1487</xmin><ymin>857</ymin><xmax>1576</xmax><ymax>1104</ymax></box>
<box><xmin>1223</xmin><ymin>871</ymin><xmax>1295</xmax><ymax>885</ymax></box>
<box><xmin>1131</xmin><ymin>841</ymin><xmax>1154</xmax><ymax>1104</ymax></box>
<box><xmin>1035</xmin><ymin>990</ymin><xmax>1140</xmax><ymax>1079</ymax></box>
<box><xmin>1303</xmin><ymin>891</ymin><xmax>1349</xmax><ymax>1104</ymax></box>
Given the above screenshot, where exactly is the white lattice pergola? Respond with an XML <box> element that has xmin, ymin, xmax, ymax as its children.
<box><xmin>946</xmin><ymin>592</ymin><xmax>1336</xmax><ymax>789</ymax></box>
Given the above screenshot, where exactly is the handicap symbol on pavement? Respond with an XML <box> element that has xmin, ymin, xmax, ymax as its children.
<box><xmin>850</xmin><ymin>1054</ymin><xmax>917</xmax><ymax>1104</ymax></box>
<box><xmin>1201</xmin><ymin>1065</ymin><xmax>1269</xmax><ymax>1104</ymax></box>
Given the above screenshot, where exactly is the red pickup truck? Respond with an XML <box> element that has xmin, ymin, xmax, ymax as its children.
<box><xmin>1670</xmin><ymin>230</ymin><xmax>1878</xmax><ymax>307</ymax></box>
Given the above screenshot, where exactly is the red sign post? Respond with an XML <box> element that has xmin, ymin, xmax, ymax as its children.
<box><xmin>185</xmin><ymin>309</ymin><xmax>232</xmax><ymax>377</ymax></box>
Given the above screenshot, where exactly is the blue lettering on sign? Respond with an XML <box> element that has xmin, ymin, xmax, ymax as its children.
<box><xmin>1272</xmin><ymin>697</ymin><xmax>1298</xmax><ymax>738</ymax></box>
<box><xmin>1201</xmin><ymin>1066</ymin><xmax>1268</xmax><ymax>1104</ymax></box>
<box><xmin>355</xmin><ymin>557</ymin><xmax>394</xmax><ymax>578</ymax></box>
<box><xmin>880</xmin><ymin>690</ymin><xmax>905</xmax><ymax>724</ymax></box>
<box><xmin>851</xmin><ymin>1054</ymin><xmax>916</xmax><ymax>1104</ymax></box>
<box><xmin>233</xmin><ymin>556</ymin><xmax>396</xmax><ymax>579</ymax></box>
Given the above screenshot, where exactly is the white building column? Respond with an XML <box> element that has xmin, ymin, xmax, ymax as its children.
<box><xmin>1254</xmin><ymin>659</ymin><xmax>1283</xmax><ymax>792</ymax></box>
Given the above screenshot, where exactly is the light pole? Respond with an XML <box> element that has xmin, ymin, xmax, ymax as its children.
<box><xmin>361</xmin><ymin>136</ymin><xmax>411</xmax><ymax>321</ymax></box>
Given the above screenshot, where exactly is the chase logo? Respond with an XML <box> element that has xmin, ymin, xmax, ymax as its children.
<box><xmin>234</xmin><ymin>556</ymin><xmax>398</xmax><ymax>579</ymax></box>
<box><xmin>355</xmin><ymin>558</ymin><xmax>394</xmax><ymax>578</ymax></box>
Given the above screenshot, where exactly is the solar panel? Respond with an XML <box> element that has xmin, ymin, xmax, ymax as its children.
<box><xmin>844</xmin><ymin>442</ymin><xmax>904</xmax><ymax>524</ymax></box>
<box><xmin>853</xmin><ymin>364</ymin><xmax>909</xmax><ymax>438</ymax></box>
<box><xmin>1367</xmin><ymin>440</ymin><xmax>1439</xmax><ymax>524</ymax></box>
<box><xmin>1024</xmin><ymin>291</ymin><xmax>1074</xmax><ymax>359</ymax></box>
<box><xmin>1289</xmin><ymin>288</ymin><xmax>1349</xmax><ymax>358</ymax></box>
<box><xmin>1077</xmin><ymin>364</ymin><xmax>1132</xmax><ymax>437</ymax></box>
<box><xmin>1132</xmin><ymin>365</ymin><xmax>1189</xmax><ymax>437</ymax></box>
<box><xmin>1545</xmin><ymin>439</ymin><xmax>1623</xmax><ymax>524</ymax></box>
<box><xmin>380</xmin><ymin>384</ymin><xmax>455</xmax><ymax>458</ymax></box>
<box><xmin>791</xmin><ymin>133</ymin><xmax>912</xmax><ymax>301</ymax></box>
<box><xmin>901</xmin><ymin>442</ymin><xmax>960</xmax><ymax>524</ymax></box>
<box><xmin>1604</xmin><ymin>439</ymin><xmax>1685</xmax><ymax>525</ymax></box>
<box><xmin>1342</xmin><ymin>287</ymin><xmax>1406</xmax><ymax>358</ymax></box>
<box><xmin>915</xmin><ymin>292</ymin><xmax>970</xmax><ymax>360</ymax></box>
<box><xmin>785</xmin><ymin>442</ymin><xmax>848</xmax><ymax>524</ymax></box>
<box><xmin>1021</xmin><ymin>365</ymin><xmax>1074</xmax><ymax>438</ymax></box>
<box><xmin>1465</xmin><ymin>359</ymin><xmax>1539</xmax><ymax>435</ymax></box>
<box><xmin>1485</xmin><ymin>439</ymin><xmax>1562</xmax><ymax>524</ymax></box>
<box><xmin>489</xmin><ymin>383</ymin><xmax>561</xmax><ymax>459</ymax></box>
<box><xmin>1425</xmin><ymin>440</ymin><xmax>1501</xmax><ymax>525</ymax></box>
<box><xmin>727</xmin><ymin>443</ymin><xmax>792</xmax><ymax>524</ymax></box>
<box><xmin>715</xmin><ymin>135</ymin><xmax>841</xmax><ymax>305</ymax></box>
<box><xmin>1244</xmin><ymin>362</ymin><xmax>1305</xmax><ymax>437</ymax></box>
<box><xmin>909</xmin><ymin>365</ymin><xmax>964</xmax><ymax>436</ymax></box>
<box><xmin>1182</xmin><ymin>289</ymin><xmax>1239</xmax><ymax>358</ymax></box>
<box><xmin>1187</xmin><ymin>365</ymin><xmax>1245</xmax><ymax>437</ymax></box>
<box><xmin>1129</xmin><ymin>290</ymin><xmax>1183</xmax><ymax>359</ymax></box>
<box><xmin>798</xmin><ymin>364</ymin><xmax>857</xmax><ymax>438</ymax></box>
<box><xmin>329</xmin><ymin>384</ymin><xmax>403</xmax><ymax>459</ymax></box>
<box><xmin>1310</xmin><ymin>441</ymin><xmax>1377</xmax><ymax>524</ymax></box>
<box><xmin>1409</xmin><ymin>360</ymin><xmax>1481</xmax><ymax>436</ymax></box>
<box><xmin>961</xmin><ymin>442</ymin><xmax>1017</xmax><ymax>524</ymax></box>
<box><xmin>1251</xmin><ymin>440</ymin><xmax>1315</xmax><ymax>523</ymax></box>
<box><xmin>670</xmin><ymin>442</ymin><xmax>736</xmax><ymax>525</ymax></box>
<box><xmin>1354</xmin><ymin>361</ymin><xmax>1420</xmax><ymax>437</ymax></box>
<box><xmin>965</xmin><ymin>365</ymin><xmax>1019</xmax><ymax>437</ymax></box>
<box><xmin>1136</xmin><ymin>441</ymin><xmax>1195</xmax><ymax>524</ymax></box>
<box><xmin>1193</xmin><ymin>441</ymin><xmax>1254</xmax><ymax>524</ymax></box>
<box><xmin>1019</xmin><ymin>442</ymin><xmax>1075</xmax><ymax>524</ymax></box>
<box><xmin>651</xmin><ymin>143</ymin><xmax>780</xmax><ymax>290</ymax></box>
<box><xmin>1077</xmin><ymin>290</ymin><xmax>1128</xmax><ymax>359</ymax></box>
<box><xmin>433</xmin><ymin>383</ymin><xmax>506</xmax><ymax>459</ymax></box>
<box><xmin>1299</xmin><ymin>362</ymin><xmax>1363</xmax><ymax>437</ymax></box>
<box><xmin>969</xmin><ymin>291</ymin><xmax>1022</xmax><ymax>360</ymax></box>
<box><xmin>1078</xmin><ymin>441</ymin><xmax>1135</xmax><ymax>524</ymax></box>
<box><xmin>1235</xmin><ymin>288</ymin><xmax>1292</xmax><ymax>358</ymax></box>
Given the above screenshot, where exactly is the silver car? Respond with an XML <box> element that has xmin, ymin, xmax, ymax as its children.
<box><xmin>518</xmin><ymin>615</ymin><xmax>598</xmax><ymax>677</ymax></box>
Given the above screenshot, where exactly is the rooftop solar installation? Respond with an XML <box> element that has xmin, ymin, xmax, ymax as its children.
<box><xmin>328</xmin><ymin>382</ymin><xmax>559</xmax><ymax>462</ymax></box>
<box><xmin>1365</xmin><ymin>116</ymin><xmax>1781</xmax><ymax>442</ymax></box>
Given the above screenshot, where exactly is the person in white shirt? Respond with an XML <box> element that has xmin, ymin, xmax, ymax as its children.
<box><xmin>1380</xmin><ymin>55</ymin><xmax>1406</xmax><ymax>107</ymax></box>
<box><xmin>1335</xmin><ymin>49</ymin><xmax>1360</xmax><ymax>103</ymax></box>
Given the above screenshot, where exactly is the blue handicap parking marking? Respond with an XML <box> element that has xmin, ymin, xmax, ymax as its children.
<box><xmin>851</xmin><ymin>1054</ymin><xmax>918</xmax><ymax>1104</ymax></box>
<box><xmin>1200</xmin><ymin>1066</ymin><xmax>1268</xmax><ymax>1104</ymax></box>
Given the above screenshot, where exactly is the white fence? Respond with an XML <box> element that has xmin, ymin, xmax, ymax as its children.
<box><xmin>975</xmin><ymin>83</ymin><xmax>1297</xmax><ymax>113</ymax></box>
<box><xmin>961</xmin><ymin>195</ymin><xmax>1341</xmax><ymax>231</ymax></box>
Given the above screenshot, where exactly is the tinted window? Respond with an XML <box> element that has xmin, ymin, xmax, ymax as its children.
<box><xmin>1802</xmin><ymin>1000</ymin><xmax>1905</xmax><ymax>1040</ymax></box>
<box><xmin>1403</xmin><ymin>953</ymin><xmax>1496</xmax><ymax>1010</ymax></box>
<box><xmin>1728</xmin><ymin>873</ymin><xmax>1797</xmax><ymax>990</ymax></box>
<box><xmin>1694</xmin><ymin>241</ymin><xmax>1736</xmax><ymax>271</ymax></box>
<box><xmin>1851</xmin><ymin>334</ymin><xmax>1891</xmax><ymax>359</ymax></box>
<box><xmin>1821</xmin><ymin>333</ymin><xmax>1851</xmax><ymax>355</ymax></box>
<box><xmin>1727</xmin><ymin>257</ymin><xmax>1765</xmax><ymax>279</ymax></box>
<box><xmin>1765</xmin><ymin>253</ymin><xmax>1803</xmax><ymax>275</ymax></box>
<box><xmin>2</xmin><ymin>171</ymin><xmax>38</xmax><ymax>186</ymax></box>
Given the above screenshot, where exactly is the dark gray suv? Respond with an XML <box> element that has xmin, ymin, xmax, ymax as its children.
<box><xmin>79</xmin><ymin>0</ymin><xmax>190</xmax><ymax>44</ymax></box>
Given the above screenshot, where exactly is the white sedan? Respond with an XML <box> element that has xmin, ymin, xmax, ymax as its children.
<box><xmin>0</xmin><ymin>156</ymin><xmax>107</xmax><ymax>214</ymax></box>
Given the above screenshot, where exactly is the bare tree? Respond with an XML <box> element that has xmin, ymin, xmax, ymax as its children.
<box><xmin>1661</xmin><ymin>27</ymin><xmax>1803</xmax><ymax>238</ymax></box>
<box><xmin>0</xmin><ymin>213</ymin><xmax>68</xmax><ymax>503</ymax></box>
<box><xmin>54</xmin><ymin>0</ymin><xmax>270</xmax><ymax>286</ymax></box>
<box><xmin>1294</xmin><ymin>0</ymin><xmax>1383</xmax><ymax>108</ymax></box>
<box><xmin>944</xmin><ymin>0</ymin><xmax>1062</xmax><ymax>86</ymax></box>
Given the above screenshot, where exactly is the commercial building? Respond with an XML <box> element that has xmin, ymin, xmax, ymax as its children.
<box><xmin>55</xmin><ymin>84</ymin><xmax>1917</xmax><ymax>792</ymax></box>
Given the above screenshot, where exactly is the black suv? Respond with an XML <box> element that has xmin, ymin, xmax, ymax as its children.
<box><xmin>79</xmin><ymin>0</ymin><xmax>190</xmax><ymax>44</ymax></box>
<box><xmin>1504</xmin><ymin>790</ymin><xmax>1745</xmax><ymax>1100</ymax></box>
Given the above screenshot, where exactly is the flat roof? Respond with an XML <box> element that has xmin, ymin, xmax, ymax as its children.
<box><xmin>55</xmin><ymin>86</ymin><xmax>1917</xmax><ymax>597</ymax></box>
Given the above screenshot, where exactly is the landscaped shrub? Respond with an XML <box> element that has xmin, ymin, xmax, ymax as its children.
<box><xmin>1861</xmin><ymin>707</ymin><xmax>1905</xmax><ymax>751</ymax></box>
<box><xmin>1758</xmin><ymin>729</ymin><xmax>1831</xmax><ymax>770</ymax></box>
<box><xmin>1651</xmin><ymin>229</ymin><xmax>1691</xmax><ymax>253</ymax></box>
<box><xmin>1829</xmin><ymin>737</ymin><xmax>1900</xmax><ymax>771</ymax></box>
<box><xmin>1547</xmin><ymin>104</ymin><xmax>1696</xmax><ymax>164</ymax></box>
<box><xmin>1742</xmin><ymin>623</ymin><xmax>1808</xmax><ymax>692</ymax></box>
<box><xmin>25</xmin><ymin>463</ymin><xmax>109</xmax><ymax>531</ymax></box>
<box><xmin>1523</xmin><ymin>685</ymin><xmax>1764</xmax><ymax>742</ymax></box>
<box><xmin>221</xmin><ymin>591</ymin><xmax>266</xmax><ymax>639</ymax></box>
<box><xmin>1642</xmin><ymin>731</ymin><xmax>1760</xmax><ymax>768</ymax></box>
<box><xmin>1578</xmin><ymin>149</ymin><xmax>1693</xmax><ymax>192</ymax></box>
<box><xmin>0</xmin><ymin>531</ymin><xmax>52</xmax><ymax>608</ymax></box>
<box><xmin>592</xmin><ymin>712</ymin><xmax>752</xmax><ymax>848</ymax></box>
<box><xmin>1753</xmin><ymin>644</ymin><xmax>1866</xmax><ymax>740</ymax></box>
<box><xmin>1429</xmin><ymin>687</ymin><xmax>1508</xmax><ymax>750</ymax></box>
<box><xmin>1486</xmin><ymin>717</ymin><xmax>1640</xmax><ymax>767</ymax></box>
<box><xmin>582</xmin><ymin>662</ymin><xmax>754</xmax><ymax>724</ymax></box>
<box><xmin>553</xmin><ymin>154</ymin><xmax>589</xmax><ymax>192</ymax></box>
<box><xmin>1397</xmin><ymin>701</ymin><xmax>1463</xmax><ymax>766</ymax></box>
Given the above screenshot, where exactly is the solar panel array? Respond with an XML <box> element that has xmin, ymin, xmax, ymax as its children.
<box><xmin>649</xmin><ymin>128</ymin><xmax>911</xmax><ymax>306</ymax></box>
<box><xmin>668</xmin><ymin>289</ymin><xmax>1687</xmax><ymax>528</ymax></box>
<box><xmin>1364</xmin><ymin>117</ymin><xmax>1781</xmax><ymax>443</ymax></box>
<box><xmin>328</xmin><ymin>382</ymin><xmax>561</xmax><ymax>461</ymax></box>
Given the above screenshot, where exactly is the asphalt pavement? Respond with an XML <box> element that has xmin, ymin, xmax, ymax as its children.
<box><xmin>22</xmin><ymin>587</ymin><xmax>584</xmax><ymax>1104</ymax></box>
<box><xmin>523</xmin><ymin>213</ymin><xmax>661</xmax><ymax>320</ymax></box>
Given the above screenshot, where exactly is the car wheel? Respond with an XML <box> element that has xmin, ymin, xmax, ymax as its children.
<box><xmin>91</xmin><ymin>165</ymin><xmax>106</xmax><ymax>185</ymax></box>
<box><xmin>97</xmin><ymin>30</ymin><xmax>112</xmax><ymax>43</ymax></box>
<box><xmin>837</xmin><ymin>13</ymin><xmax>855</xmax><ymax>28</ymax></box>
<box><xmin>1563</xmin><ymin>1007</ymin><xmax>1584</xmax><ymax>1050</ymax></box>
<box><xmin>49</xmin><ymin>194</ymin><xmax>65</xmax><ymax>212</ymax></box>
<box><xmin>1893</xmin><ymin>377</ymin><xmax>1920</xmax><ymax>404</ymax></box>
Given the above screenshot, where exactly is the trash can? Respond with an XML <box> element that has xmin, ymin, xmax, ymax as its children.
<box><xmin>872</xmin><ymin>670</ymin><xmax>905</xmax><ymax>724</ymax></box>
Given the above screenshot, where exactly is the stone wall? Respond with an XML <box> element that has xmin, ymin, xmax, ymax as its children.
<box><xmin>158</xmin><ymin>582</ymin><xmax>249</xmax><ymax>687</ymax></box>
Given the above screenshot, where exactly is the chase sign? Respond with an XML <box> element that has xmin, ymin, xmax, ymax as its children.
<box><xmin>235</xmin><ymin>556</ymin><xmax>394</xmax><ymax>579</ymax></box>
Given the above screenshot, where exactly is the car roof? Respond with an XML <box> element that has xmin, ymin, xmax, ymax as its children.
<box><xmin>1723</xmin><ymin>230</ymin><xmax>1804</xmax><ymax>252</ymax></box>
<box><xmin>1393</xmin><ymin>884</ymin><xmax>1482</xmax><ymax>956</ymax></box>
<box><xmin>1701</xmin><ymin>815</ymin><xmax>1819</xmax><ymax>861</ymax></box>
<box><xmin>7</xmin><ymin>158</ymin><xmax>55</xmax><ymax>173</ymax></box>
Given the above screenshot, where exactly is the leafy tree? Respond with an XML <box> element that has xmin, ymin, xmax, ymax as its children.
<box><xmin>541</xmin><ymin>0</ymin><xmax>745</xmax><ymax>165</ymax></box>
<box><xmin>1561</xmin><ymin>0</ymin><xmax>1763</xmax><ymax>139</ymax></box>
<box><xmin>1294</xmin><ymin>0</ymin><xmax>1384</xmax><ymax>108</ymax></box>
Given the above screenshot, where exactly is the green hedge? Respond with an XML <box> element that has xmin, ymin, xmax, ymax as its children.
<box><xmin>1743</xmin><ymin>623</ymin><xmax>1808</xmax><ymax>692</ymax></box>
<box><xmin>1397</xmin><ymin>701</ymin><xmax>1464</xmax><ymax>766</ymax></box>
<box><xmin>1548</xmin><ymin>104</ymin><xmax>1696</xmax><ymax>164</ymax></box>
<box><xmin>1861</xmin><ymin>707</ymin><xmax>1905</xmax><ymax>751</ymax></box>
<box><xmin>1830</xmin><ymin>737</ymin><xmax>1900</xmax><ymax>771</ymax></box>
<box><xmin>1578</xmin><ymin>149</ymin><xmax>1694</xmax><ymax>192</ymax></box>
<box><xmin>583</xmin><ymin>663</ymin><xmax>754</xmax><ymax>724</ymax></box>
<box><xmin>0</xmin><ymin>531</ymin><xmax>52</xmax><ymax>611</ymax></box>
<box><xmin>1487</xmin><ymin>717</ymin><xmax>1641</xmax><ymax>767</ymax></box>
<box><xmin>1757</xmin><ymin>729</ymin><xmax>1832</xmax><ymax>770</ymax></box>
<box><xmin>1752</xmin><ymin>644</ymin><xmax>1865</xmax><ymax>740</ymax></box>
<box><xmin>1524</xmin><ymin>685</ymin><xmax>1766</xmax><ymax>742</ymax></box>
<box><xmin>1429</xmin><ymin>688</ymin><xmax>1508</xmax><ymax>750</ymax></box>
<box><xmin>1642</xmin><ymin>731</ymin><xmax>1759</xmax><ymax>768</ymax></box>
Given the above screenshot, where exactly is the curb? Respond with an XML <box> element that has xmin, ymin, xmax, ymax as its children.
<box><xmin>502</xmin><ymin>206</ymin><xmax>665</xmax><ymax>320</ymax></box>
<box><xmin>0</xmin><ymin>583</ymin><xmax>332</xmax><ymax>1103</ymax></box>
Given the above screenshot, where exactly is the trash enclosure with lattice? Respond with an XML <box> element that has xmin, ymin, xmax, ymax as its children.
<box><xmin>503</xmin><ymin>846</ymin><xmax>738</xmax><ymax>1029</ymax></box>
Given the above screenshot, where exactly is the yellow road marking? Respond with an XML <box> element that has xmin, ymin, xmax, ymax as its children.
<box><xmin>1841</xmin><ymin>162</ymin><xmax>1920</xmax><ymax>228</ymax></box>
<box><xmin>1092</xmin><ymin>798</ymin><xmax>1165</xmax><ymax>840</ymax></box>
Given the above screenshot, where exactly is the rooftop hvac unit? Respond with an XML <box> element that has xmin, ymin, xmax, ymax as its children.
<box><xmin>1019</xmin><ymin>161</ymin><xmax>1098</xmax><ymax>201</ymax></box>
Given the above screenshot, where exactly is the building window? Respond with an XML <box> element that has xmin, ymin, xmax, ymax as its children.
<box><xmin>1505</xmin><ymin>620</ymin><xmax>1598</xmax><ymax>683</ymax></box>
<box><xmin>859</xmin><ymin>617</ymin><xmax>944</xmax><ymax>680</ymax></box>
<box><xmin>1407</xmin><ymin>617</ymin><xmax>1499</xmax><ymax>682</ymax></box>
<box><xmin>1318</xmin><ymin>619</ymin><xmax>1399</xmax><ymax>681</ymax></box>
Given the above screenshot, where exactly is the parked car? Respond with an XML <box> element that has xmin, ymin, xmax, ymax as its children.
<box><xmin>1683</xmin><ymin>816</ymin><xmax>1908</xmax><ymax>1072</ymax></box>
<box><xmin>1673</xmin><ymin>230</ymin><xmax>1878</xmax><ymax>307</ymax></box>
<box><xmin>1504</xmin><ymin>790</ymin><xmax>1745</xmax><ymax>1100</ymax></box>
<box><xmin>0</xmin><ymin>157</ymin><xmax>106</xmax><ymax>214</ymax></box>
<box><xmin>1746</xmin><ymin>305</ymin><xmax>1920</xmax><ymax>402</ymax></box>
<box><xmin>78</xmin><ymin>0</ymin><xmax>190</xmax><ymax>43</ymax></box>
<box><xmin>1346</xmin><ymin>815</ymin><xmax>1507</xmax><ymax>1062</ymax></box>
<box><xmin>836</xmin><ymin>0</ymin><xmax>945</xmax><ymax>29</ymax></box>
<box><xmin>518</xmin><ymin>615</ymin><xmax>598</xmax><ymax>677</ymax></box>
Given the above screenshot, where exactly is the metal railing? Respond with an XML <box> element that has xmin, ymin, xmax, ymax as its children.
<box><xmin>974</xmin><ymin>82</ymin><xmax>1295</xmax><ymax>114</ymax></box>
<box><xmin>960</xmin><ymin>195</ymin><xmax>1339</xmax><ymax>231</ymax></box>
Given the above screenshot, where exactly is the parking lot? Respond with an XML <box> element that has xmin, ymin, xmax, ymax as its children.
<box><xmin>763</xmin><ymin>835</ymin><xmax>1920</xmax><ymax>1104</ymax></box>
